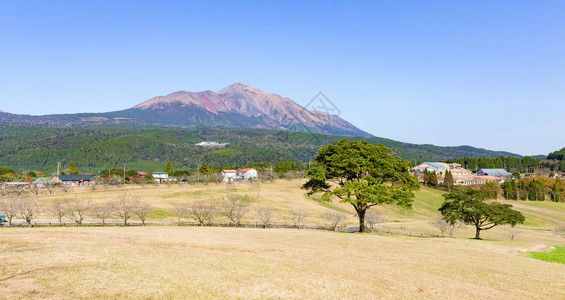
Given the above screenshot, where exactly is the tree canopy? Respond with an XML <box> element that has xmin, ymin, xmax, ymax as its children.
<box><xmin>68</xmin><ymin>161</ymin><xmax>81</xmax><ymax>175</ymax></box>
<box><xmin>303</xmin><ymin>139</ymin><xmax>419</xmax><ymax>232</ymax></box>
<box><xmin>438</xmin><ymin>189</ymin><xmax>525</xmax><ymax>239</ymax></box>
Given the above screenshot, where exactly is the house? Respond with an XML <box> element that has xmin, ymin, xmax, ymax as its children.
<box><xmin>137</xmin><ymin>171</ymin><xmax>148</xmax><ymax>177</ymax></box>
<box><xmin>32</xmin><ymin>177</ymin><xmax>52</xmax><ymax>188</ymax></box>
<box><xmin>477</xmin><ymin>169</ymin><xmax>512</xmax><ymax>179</ymax></box>
<box><xmin>151</xmin><ymin>172</ymin><xmax>170</xmax><ymax>184</ymax></box>
<box><xmin>412</xmin><ymin>162</ymin><xmax>473</xmax><ymax>185</ymax></box>
<box><xmin>238</xmin><ymin>168</ymin><xmax>258</xmax><ymax>181</ymax></box>
<box><xmin>196</xmin><ymin>142</ymin><xmax>229</xmax><ymax>148</ymax></box>
<box><xmin>50</xmin><ymin>175</ymin><xmax>95</xmax><ymax>186</ymax></box>
<box><xmin>222</xmin><ymin>170</ymin><xmax>238</xmax><ymax>182</ymax></box>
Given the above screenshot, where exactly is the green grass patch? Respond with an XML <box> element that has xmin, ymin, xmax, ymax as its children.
<box><xmin>528</xmin><ymin>247</ymin><xmax>565</xmax><ymax>264</ymax></box>
<box><xmin>209</xmin><ymin>148</ymin><xmax>240</xmax><ymax>156</ymax></box>
<box><xmin>148</xmin><ymin>209</ymin><xmax>174</xmax><ymax>220</ymax></box>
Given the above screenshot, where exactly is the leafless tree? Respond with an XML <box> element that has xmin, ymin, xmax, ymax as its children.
<box><xmin>61</xmin><ymin>185</ymin><xmax>70</xmax><ymax>193</ymax></box>
<box><xmin>0</xmin><ymin>196</ymin><xmax>18</xmax><ymax>225</ymax></box>
<box><xmin>189</xmin><ymin>201</ymin><xmax>216</xmax><ymax>226</ymax></box>
<box><xmin>221</xmin><ymin>196</ymin><xmax>250</xmax><ymax>227</ymax></box>
<box><xmin>94</xmin><ymin>203</ymin><xmax>113</xmax><ymax>225</ymax></box>
<box><xmin>290</xmin><ymin>208</ymin><xmax>309</xmax><ymax>229</ymax></box>
<box><xmin>324</xmin><ymin>210</ymin><xmax>346</xmax><ymax>231</ymax></box>
<box><xmin>45</xmin><ymin>183</ymin><xmax>54</xmax><ymax>195</ymax></box>
<box><xmin>503</xmin><ymin>225</ymin><xmax>523</xmax><ymax>241</ymax></box>
<box><xmin>365</xmin><ymin>210</ymin><xmax>385</xmax><ymax>232</ymax></box>
<box><xmin>90</xmin><ymin>183</ymin><xmax>97</xmax><ymax>191</ymax></box>
<box><xmin>552</xmin><ymin>225</ymin><xmax>565</xmax><ymax>239</ymax></box>
<box><xmin>256</xmin><ymin>207</ymin><xmax>275</xmax><ymax>228</ymax></box>
<box><xmin>32</xmin><ymin>185</ymin><xmax>39</xmax><ymax>196</ymax></box>
<box><xmin>433</xmin><ymin>218</ymin><xmax>465</xmax><ymax>238</ymax></box>
<box><xmin>135</xmin><ymin>201</ymin><xmax>152</xmax><ymax>226</ymax></box>
<box><xmin>111</xmin><ymin>193</ymin><xmax>140</xmax><ymax>226</ymax></box>
<box><xmin>66</xmin><ymin>198</ymin><xmax>92</xmax><ymax>226</ymax></box>
<box><xmin>48</xmin><ymin>201</ymin><xmax>67</xmax><ymax>226</ymax></box>
<box><xmin>172</xmin><ymin>203</ymin><xmax>188</xmax><ymax>225</ymax></box>
<box><xmin>17</xmin><ymin>196</ymin><xmax>40</xmax><ymax>226</ymax></box>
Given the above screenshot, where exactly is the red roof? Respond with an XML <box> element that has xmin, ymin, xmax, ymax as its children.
<box><xmin>137</xmin><ymin>171</ymin><xmax>148</xmax><ymax>176</ymax></box>
<box><xmin>223</xmin><ymin>170</ymin><xmax>237</xmax><ymax>173</ymax></box>
<box><xmin>239</xmin><ymin>168</ymin><xmax>252</xmax><ymax>172</ymax></box>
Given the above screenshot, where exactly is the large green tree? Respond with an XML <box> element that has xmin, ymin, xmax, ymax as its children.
<box><xmin>199</xmin><ymin>162</ymin><xmax>211</xmax><ymax>174</ymax></box>
<box><xmin>303</xmin><ymin>139</ymin><xmax>419</xmax><ymax>232</ymax></box>
<box><xmin>438</xmin><ymin>189</ymin><xmax>525</xmax><ymax>239</ymax></box>
<box><xmin>164</xmin><ymin>161</ymin><xmax>174</xmax><ymax>176</ymax></box>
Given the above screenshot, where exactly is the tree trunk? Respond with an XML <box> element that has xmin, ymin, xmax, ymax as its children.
<box><xmin>357</xmin><ymin>208</ymin><xmax>366</xmax><ymax>233</ymax></box>
<box><xmin>474</xmin><ymin>226</ymin><xmax>481</xmax><ymax>239</ymax></box>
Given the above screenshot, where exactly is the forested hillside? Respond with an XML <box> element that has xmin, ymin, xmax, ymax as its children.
<box><xmin>0</xmin><ymin>126</ymin><xmax>521</xmax><ymax>174</ymax></box>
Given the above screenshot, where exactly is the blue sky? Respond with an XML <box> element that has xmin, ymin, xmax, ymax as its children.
<box><xmin>1</xmin><ymin>1</ymin><xmax>564</xmax><ymax>155</ymax></box>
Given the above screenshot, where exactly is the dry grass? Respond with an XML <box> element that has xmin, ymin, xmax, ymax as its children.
<box><xmin>0</xmin><ymin>226</ymin><xmax>564</xmax><ymax>299</ymax></box>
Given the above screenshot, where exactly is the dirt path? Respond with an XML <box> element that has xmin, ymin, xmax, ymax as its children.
<box><xmin>502</xmin><ymin>201</ymin><xmax>565</xmax><ymax>226</ymax></box>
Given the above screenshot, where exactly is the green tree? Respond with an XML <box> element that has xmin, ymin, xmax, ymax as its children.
<box><xmin>430</xmin><ymin>171</ymin><xmax>438</xmax><ymax>187</ymax></box>
<box><xmin>438</xmin><ymin>189</ymin><xmax>525</xmax><ymax>239</ymax></box>
<box><xmin>444</xmin><ymin>170</ymin><xmax>454</xmax><ymax>191</ymax></box>
<box><xmin>551</xmin><ymin>182</ymin><xmax>561</xmax><ymax>202</ymax></box>
<box><xmin>68</xmin><ymin>161</ymin><xmax>81</xmax><ymax>175</ymax></box>
<box><xmin>164</xmin><ymin>161</ymin><xmax>174</xmax><ymax>176</ymax></box>
<box><xmin>199</xmin><ymin>162</ymin><xmax>211</xmax><ymax>174</ymax></box>
<box><xmin>302</xmin><ymin>139</ymin><xmax>419</xmax><ymax>232</ymax></box>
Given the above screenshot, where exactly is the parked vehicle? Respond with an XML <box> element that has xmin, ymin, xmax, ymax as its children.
<box><xmin>0</xmin><ymin>214</ymin><xmax>7</xmax><ymax>226</ymax></box>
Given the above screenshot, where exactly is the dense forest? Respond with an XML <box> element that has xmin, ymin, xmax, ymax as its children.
<box><xmin>454</xmin><ymin>148</ymin><xmax>565</xmax><ymax>173</ymax></box>
<box><xmin>0</xmin><ymin>126</ymin><xmax>522</xmax><ymax>175</ymax></box>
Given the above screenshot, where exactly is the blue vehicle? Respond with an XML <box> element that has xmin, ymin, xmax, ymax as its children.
<box><xmin>0</xmin><ymin>214</ymin><xmax>6</xmax><ymax>225</ymax></box>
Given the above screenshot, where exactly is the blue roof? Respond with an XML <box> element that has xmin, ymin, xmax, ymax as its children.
<box><xmin>478</xmin><ymin>169</ymin><xmax>511</xmax><ymax>176</ymax></box>
<box><xmin>423</xmin><ymin>162</ymin><xmax>447</xmax><ymax>170</ymax></box>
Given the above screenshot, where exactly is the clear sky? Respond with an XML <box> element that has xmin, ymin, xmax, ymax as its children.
<box><xmin>1</xmin><ymin>1</ymin><xmax>564</xmax><ymax>156</ymax></box>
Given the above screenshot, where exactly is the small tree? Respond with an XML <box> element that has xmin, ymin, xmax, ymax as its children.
<box><xmin>135</xmin><ymin>202</ymin><xmax>152</xmax><ymax>226</ymax></box>
<box><xmin>94</xmin><ymin>203</ymin><xmax>113</xmax><ymax>225</ymax></box>
<box><xmin>290</xmin><ymin>208</ymin><xmax>309</xmax><ymax>229</ymax></box>
<box><xmin>48</xmin><ymin>201</ymin><xmax>67</xmax><ymax>226</ymax></box>
<box><xmin>199</xmin><ymin>162</ymin><xmax>211</xmax><ymax>174</ymax></box>
<box><xmin>439</xmin><ymin>189</ymin><xmax>525</xmax><ymax>239</ymax></box>
<box><xmin>444</xmin><ymin>170</ymin><xmax>454</xmax><ymax>191</ymax></box>
<box><xmin>0</xmin><ymin>196</ymin><xmax>18</xmax><ymax>225</ymax></box>
<box><xmin>164</xmin><ymin>161</ymin><xmax>174</xmax><ymax>176</ymax></box>
<box><xmin>112</xmin><ymin>193</ymin><xmax>140</xmax><ymax>226</ymax></box>
<box><xmin>256</xmin><ymin>207</ymin><xmax>275</xmax><ymax>228</ymax></box>
<box><xmin>365</xmin><ymin>210</ymin><xmax>385</xmax><ymax>232</ymax></box>
<box><xmin>221</xmin><ymin>195</ymin><xmax>250</xmax><ymax>227</ymax></box>
<box><xmin>324</xmin><ymin>210</ymin><xmax>346</xmax><ymax>231</ymax></box>
<box><xmin>189</xmin><ymin>201</ymin><xmax>216</xmax><ymax>226</ymax></box>
<box><xmin>17</xmin><ymin>197</ymin><xmax>40</xmax><ymax>227</ymax></box>
<box><xmin>503</xmin><ymin>225</ymin><xmax>523</xmax><ymax>241</ymax></box>
<box><xmin>172</xmin><ymin>203</ymin><xmax>188</xmax><ymax>225</ymax></box>
<box><xmin>433</xmin><ymin>218</ymin><xmax>464</xmax><ymax>238</ymax></box>
<box><xmin>66</xmin><ymin>198</ymin><xmax>92</xmax><ymax>226</ymax></box>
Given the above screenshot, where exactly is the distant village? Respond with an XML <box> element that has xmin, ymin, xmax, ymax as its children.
<box><xmin>410</xmin><ymin>162</ymin><xmax>513</xmax><ymax>185</ymax></box>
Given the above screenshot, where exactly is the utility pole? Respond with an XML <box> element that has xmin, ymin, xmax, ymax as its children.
<box><xmin>123</xmin><ymin>164</ymin><xmax>126</xmax><ymax>185</ymax></box>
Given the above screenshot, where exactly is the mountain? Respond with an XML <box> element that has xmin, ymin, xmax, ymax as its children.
<box><xmin>0</xmin><ymin>83</ymin><xmax>371</xmax><ymax>137</ymax></box>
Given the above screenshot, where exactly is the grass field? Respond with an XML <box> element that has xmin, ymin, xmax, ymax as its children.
<box><xmin>0</xmin><ymin>227</ymin><xmax>564</xmax><ymax>299</ymax></box>
<box><xmin>9</xmin><ymin>179</ymin><xmax>565</xmax><ymax>245</ymax></box>
<box><xmin>529</xmin><ymin>246</ymin><xmax>565</xmax><ymax>264</ymax></box>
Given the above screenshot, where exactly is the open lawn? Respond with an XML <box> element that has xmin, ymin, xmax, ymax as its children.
<box><xmin>0</xmin><ymin>226</ymin><xmax>564</xmax><ymax>299</ymax></box>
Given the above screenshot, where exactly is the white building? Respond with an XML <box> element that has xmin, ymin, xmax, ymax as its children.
<box><xmin>196</xmin><ymin>142</ymin><xmax>229</xmax><ymax>148</ymax></box>
<box><xmin>238</xmin><ymin>168</ymin><xmax>258</xmax><ymax>181</ymax></box>
<box><xmin>222</xmin><ymin>170</ymin><xmax>238</xmax><ymax>182</ymax></box>
<box><xmin>151</xmin><ymin>172</ymin><xmax>170</xmax><ymax>184</ymax></box>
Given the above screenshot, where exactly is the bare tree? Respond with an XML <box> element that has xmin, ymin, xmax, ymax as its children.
<box><xmin>135</xmin><ymin>201</ymin><xmax>152</xmax><ymax>226</ymax></box>
<box><xmin>324</xmin><ymin>210</ymin><xmax>346</xmax><ymax>231</ymax></box>
<box><xmin>365</xmin><ymin>210</ymin><xmax>385</xmax><ymax>232</ymax></box>
<box><xmin>433</xmin><ymin>218</ymin><xmax>464</xmax><ymax>238</ymax></box>
<box><xmin>503</xmin><ymin>225</ymin><xmax>523</xmax><ymax>241</ymax></box>
<box><xmin>32</xmin><ymin>185</ymin><xmax>40</xmax><ymax>196</ymax></box>
<box><xmin>552</xmin><ymin>225</ymin><xmax>565</xmax><ymax>239</ymax></box>
<box><xmin>172</xmin><ymin>203</ymin><xmax>188</xmax><ymax>225</ymax></box>
<box><xmin>221</xmin><ymin>195</ymin><xmax>250</xmax><ymax>227</ymax></box>
<box><xmin>189</xmin><ymin>201</ymin><xmax>216</xmax><ymax>226</ymax></box>
<box><xmin>256</xmin><ymin>207</ymin><xmax>275</xmax><ymax>228</ymax></box>
<box><xmin>90</xmin><ymin>183</ymin><xmax>97</xmax><ymax>191</ymax></box>
<box><xmin>61</xmin><ymin>185</ymin><xmax>70</xmax><ymax>193</ymax></box>
<box><xmin>45</xmin><ymin>183</ymin><xmax>54</xmax><ymax>195</ymax></box>
<box><xmin>0</xmin><ymin>196</ymin><xmax>18</xmax><ymax>225</ymax></box>
<box><xmin>94</xmin><ymin>203</ymin><xmax>113</xmax><ymax>225</ymax></box>
<box><xmin>66</xmin><ymin>198</ymin><xmax>92</xmax><ymax>226</ymax></box>
<box><xmin>290</xmin><ymin>208</ymin><xmax>309</xmax><ymax>229</ymax></box>
<box><xmin>48</xmin><ymin>201</ymin><xmax>67</xmax><ymax>226</ymax></box>
<box><xmin>111</xmin><ymin>193</ymin><xmax>140</xmax><ymax>226</ymax></box>
<box><xmin>18</xmin><ymin>197</ymin><xmax>40</xmax><ymax>227</ymax></box>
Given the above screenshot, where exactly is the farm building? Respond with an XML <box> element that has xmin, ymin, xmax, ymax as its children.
<box><xmin>50</xmin><ymin>175</ymin><xmax>95</xmax><ymax>186</ymax></box>
<box><xmin>477</xmin><ymin>169</ymin><xmax>512</xmax><ymax>179</ymax></box>
<box><xmin>222</xmin><ymin>170</ymin><xmax>238</xmax><ymax>182</ymax></box>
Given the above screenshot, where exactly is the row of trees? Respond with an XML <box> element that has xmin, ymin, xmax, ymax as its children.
<box><xmin>501</xmin><ymin>177</ymin><xmax>563</xmax><ymax>201</ymax></box>
<box><xmin>0</xmin><ymin>194</ymin><xmax>151</xmax><ymax>226</ymax></box>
